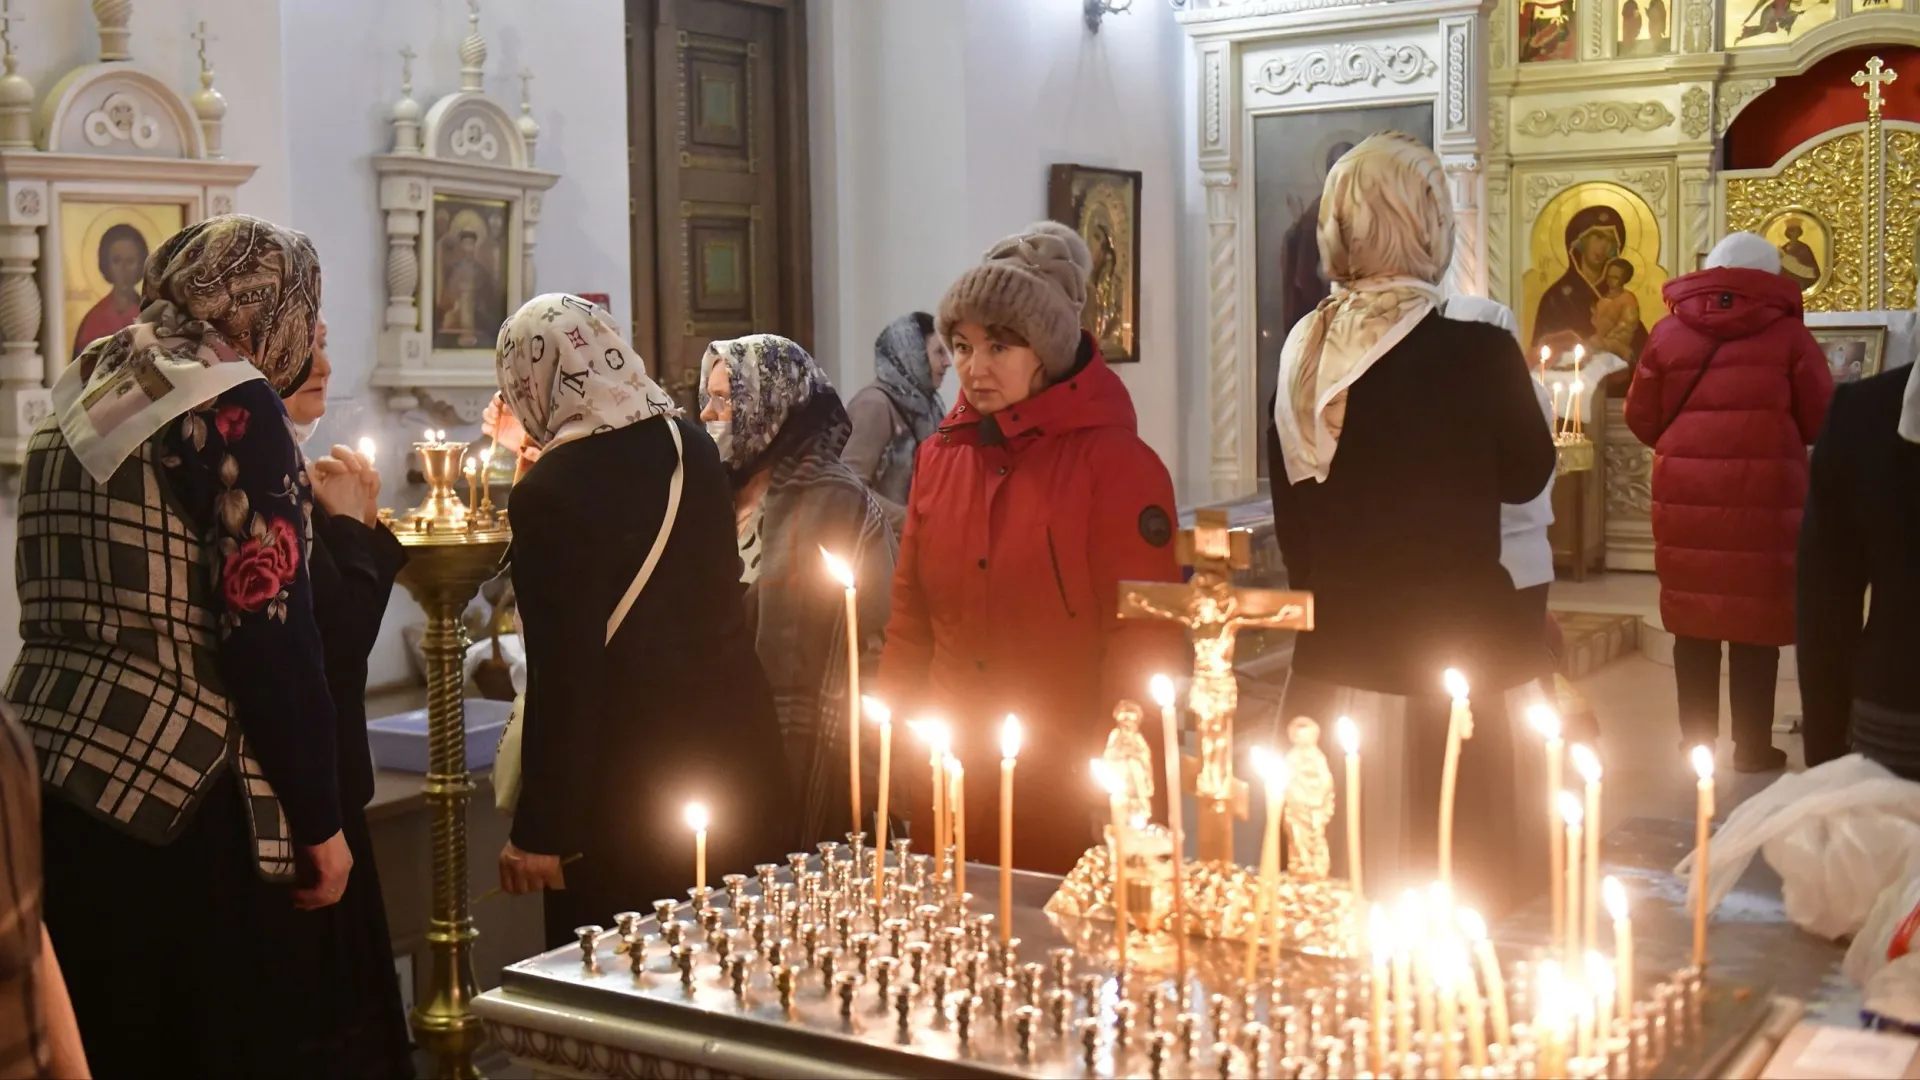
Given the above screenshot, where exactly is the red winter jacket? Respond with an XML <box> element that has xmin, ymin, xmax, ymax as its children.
<box><xmin>879</xmin><ymin>336</ymin><xmax>1182</xmax><ymax>872</ymax></box>
<box><xmin>1624</xmin><ymin>268</ymin><xmax>1834</xmax><ymax>647</ymax></box>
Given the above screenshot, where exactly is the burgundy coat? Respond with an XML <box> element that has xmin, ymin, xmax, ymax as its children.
<box><xmin>1624</xmin><ymin>267</ymin><xmax>1833</xmax><ymax>646</ymax></box>
<box><xmin>879</xmin><ymin>335</ymin><xmax>1182</xmax><ymax>872</ymax></box>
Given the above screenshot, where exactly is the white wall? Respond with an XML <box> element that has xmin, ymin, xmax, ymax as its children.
<box><xmin>809</xmin><ymin>0</ymin><xmax>1200</xmax><ymax>496</ymax></box>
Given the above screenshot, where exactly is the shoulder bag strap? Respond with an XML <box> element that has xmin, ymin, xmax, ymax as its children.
<box><xmin>1656</xmin><ymin>343</ymin><xmax>1723</xmax><ymax>442</ymax></box>
<box><xmin>606</xmin><ymin>419</ymin><xmax>684</xmax><ymax>644</ymax></box>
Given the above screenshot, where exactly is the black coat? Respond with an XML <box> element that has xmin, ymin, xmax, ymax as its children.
<box><xmin>507</xmin><ymin>416</ymin><xmax>793</xmax><ymax>946</ymax></box>
<box><xmin>308</xmin><ymin>512</ymin><xmax>407</xmax><ymax>809</ymax></box>
<box><xmin>1267</xmin><ymin>312</ymin><xmax>1558</xmax><ymax>696</ymax></box>
<box><xmin>1798</xmin><ymin>367</ymin><xmax>1920</xmax><ymax>767</ymax></box>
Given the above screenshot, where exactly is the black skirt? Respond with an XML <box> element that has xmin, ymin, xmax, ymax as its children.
<box><xmin>42</xmin><ymin>772</ymin><xmax>414</xmax><ymax>1080</ymax></box>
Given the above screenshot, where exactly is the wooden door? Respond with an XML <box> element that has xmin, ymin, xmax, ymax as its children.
<box><xmin>627</xmin><ymin>0</ymin><xmax>812</xmax><ymax>408</ymax></box>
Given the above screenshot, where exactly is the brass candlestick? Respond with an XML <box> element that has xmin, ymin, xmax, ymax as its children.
<box><xmin>388</xmin><ymin>436</ymin><xmax>511</xmax><ymax>1079</ymax></box>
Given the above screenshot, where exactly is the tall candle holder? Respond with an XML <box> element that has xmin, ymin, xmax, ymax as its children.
<box><xmin>381</xmin><ymin>431</ymin><xmax>511</xmax><ymax>1079</ymax></box>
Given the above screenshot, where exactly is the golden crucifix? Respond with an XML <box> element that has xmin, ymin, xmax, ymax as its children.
<box><xmin>1118</xmin><ymin>509</ymin><xmax>1314</xmax><ymax>864</ymax></box>
<box><xmin>1853</xmin><ymin>55</ymin><xmax>1897</xmax><ymax>115</ymax></box>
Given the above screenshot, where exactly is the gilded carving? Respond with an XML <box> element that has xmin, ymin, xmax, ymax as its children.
<box><xmin>1616</xmin><ymin>168</ymin><xmax>1669</xmax><ymax>216</ymax></box>
<box><xmin>1254</xmin><ymin>44</ymin><xmax>1436</xmax><ymax>96</ymax></box>
<box><xmin>1885</xmin><ymin>130</ymin><xmax>1920</xmax><ymax>310</ymax></box>
<box><xmin>1523</xmin><ymin>173</ymin><xmax>1575</xmax><ymax>218</ymax></box>
<box><xmin>1680</xmin><ymin>87</ymin><xmax>1710</xmax><ymax>138</ymax></box>
<box><xmin>1725</xmin><ymin>133</ymin><xmax>1865</xmax><ymax>312</ymax></box>
<box><xmin>1604</xmin><ymin>443</ymin><xmax>1653</xmax><ymax>518</ymax></box>
<box><xmin>1516</xmin><ymin>101</ymin><xmax>1675</xmax><ymax>138</ymax></box>
<box><xmin>1489</xmin><ymin>0</ymin><xmax>1511</xmax><ymax>71</ymax></box>
<box><xmin>1489</xmin><ymin>100</ymin><xmax>1508</xmax><ymax>154</ymax></box>
<box><xmin>1716</xmin><ymin>79</ymin><xmax>1772</xmax><ymax>135</ymax></box>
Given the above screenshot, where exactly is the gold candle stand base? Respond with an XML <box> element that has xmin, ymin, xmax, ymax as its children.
<box><xmin>1555</xmin><ymin>434</ymin><xmax>1596</xmax><ymax>475</ymax></box>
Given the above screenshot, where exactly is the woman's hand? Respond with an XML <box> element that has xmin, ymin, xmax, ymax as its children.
<box><xmin>483</xmin><ymin>394</ymin><xmax>541</xmax><ymax>465</ymax></box>
<box><xmin>310</xmin><ymin>445</ymin><xmax>381</xmax><ymax>526</ymax></box>
<box><xmin>499</xmin><ymin>840</ymin><xmax>567</xmax><ymax>894</ymax></box>
<box><xmin>293</xmin><ymin>830</ymin><xmax>354</xmax><ymax>910</ymax></box>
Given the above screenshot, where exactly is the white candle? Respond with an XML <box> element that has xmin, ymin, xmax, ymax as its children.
<box><xmin>1537</xmin><ymin>345</ymin><xmax>1551</xmax><ymax>384</ymax></box>
<box><xmin>865</xmin><ymin>696</ymin><xmax>893</xmax><ymax>904</ymax></box>
<box><xmin>948</xmin><ymin>756</ymin><xmax>966</xmax><ymax>899</ymax></box>
<box><xmin>1559</xmin><ymin>791</ymin><xmax>1584</xmax><ymax>969</ymax></box>
<box><xmin>1604</xmin><ymin>875</ymin><xmax>1633</xmax><ymax>1023</ymax></box>
<box><xmin>1439</xmin><ymin>669</ymin><xmax>1473</xmax><ymax>889</ymax></box>
<box><xmin>1529</xmin><ymin>705</ymin><xmax>1567</xmax><ymax>956</ymax></box>
<box><xmin>1149</xmin><ymin>676</ymin><xmax>1189</xmax><ymax>995</ymax></box>
<box><xmin>685</xmin><ymin>801</ymin><xmax>709</xmax><ymax>893</ymax></box>
<box><xmin>1587</xmin><ymin>950</ymin><xmax>1616</xmax><ymax>1047</ymax></box>
<box><xmin>1435</xmin><ymin>937</ymin><xmax>1462</xmax><ymax>1079</ymax></box>
<box><xmin>822</xmin><ymin>549</ymin><xmax>862</xmax><ymax>837</ymax></box>
<box><xmin>1459</xmin><ymin>908</ymin><xmax>1512</xmax><ymax>1047</ymax></box>
<box><xmin>1571</xmin><ymin>744</ymin><xmax>1603</xmax><ymax>964</ymax></box>
<box><xmin>999</xmin><ymin>716</ymin><xmax>1021</xmax><ymax>946</ymax></box>
<box><xmin>1248</xmin><ymin>746</ymin><xmax>1289</xmax><ymax>981</ymax></box>
<box><xmin>1369</xmin><ymin>904</ymin><xmax>1390</xmax><ymax>1074</ymax></box>
<box><xmin>1336</xmin><ymin>716</ymin><xmax>1362</xmax><ymax>900</ymax></box>
<box><xmin>1691</xmin><ymin>745</ymin><xmax>1715</xmax><ymax>968</ymax></box>
<box><xmin>357</xmin><ymin>436</ymin><xmax>377</xmax><ymax>466</ymax></box>
<box><xmin>1091</xmin><ymin>759</ymin><xmax>1130</xmax><ymax>968</ymax></box>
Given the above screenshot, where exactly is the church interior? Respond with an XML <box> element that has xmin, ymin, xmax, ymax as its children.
<box><xmin>3</xmin><ymin>0</ymin><xmax>1919</xmax><ymax>1077</ymax></box>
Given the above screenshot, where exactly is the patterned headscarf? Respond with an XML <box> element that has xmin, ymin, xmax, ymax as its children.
<box><xmin>495</xmin><ymin>293</ymin><xmax>677</xmax><ymax>454</ymax></box>
<box><xmin>872</xmin><ymin>313</ymin><xmax>946</xmax><ymax>445</ymax></box>
<box><xmin>1273</xmin><ymin>132</ymin><xmax>1454</xmax><ymax>485</ymax></box>
<box><xmin>53</xmin><ymin>214</ymin><xmax>323</xmax><ymax>483</ymax></box>
<box><xmin>699</xmin><ymin>334</ymin><xmax>844</xmax><ymax>477</ymax></box>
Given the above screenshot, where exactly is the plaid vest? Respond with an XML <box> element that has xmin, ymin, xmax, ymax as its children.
<box><xmin>5</xmin><ymin>422</ymin><xmax>295</xmax><ymax>879</ymax></box>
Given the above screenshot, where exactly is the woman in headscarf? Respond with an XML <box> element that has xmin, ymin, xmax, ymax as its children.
<box><xmin>5</xmin><ymin>215</ymin><xmax>356</xmax><ymax>1076</ymax></box>
<box><xmin>490</xmin><ymin>295</ymin><xmax>793</xmax><ymax>946</ymax></box>
<box><xmin>843</xmin><ymin>312</ymin><xmax>950</xmax><ymax>521</ymax></box>
<box><xmin>698</xmin><ymin>335</ymin><xmax>896</xmax><ymax>846</ymax></box>
<box><xmin>1266</xmin><ymin>134</ymin><xmax>1556</xmax><ymax>917</ymax></box>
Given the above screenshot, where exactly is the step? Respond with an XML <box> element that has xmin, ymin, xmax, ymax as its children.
<box><xmin>1555</xmin><ymin>610</ymin><xmax>1640</xmax><ymax>681</ymax></box>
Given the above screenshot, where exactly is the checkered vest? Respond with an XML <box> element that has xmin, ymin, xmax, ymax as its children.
<box><xmin>5</xmin><ymin>422</ymin><xmax>296</xmax><ymax>880</ymax></box>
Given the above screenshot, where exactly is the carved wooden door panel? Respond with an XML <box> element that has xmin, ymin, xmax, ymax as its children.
<box><xmin>628</xmin><ymin>0</ymin><xmax>811</xmax><ymax>409</ymax></box>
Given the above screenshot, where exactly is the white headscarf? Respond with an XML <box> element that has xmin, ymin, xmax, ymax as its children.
<box><xmin>1273</xmin><ymin>132</ymin><xmax>1454</xmax><ymax>484</ymax></box>
<box><xmin>494</xmin><ymin>293</ymin><xmax>677</xmax><ymax>454</ymax></box>
<box><xmin>1705</xmin><ymin>231</ymin><xmax>1781</xmax><ymax>274</ymax></box>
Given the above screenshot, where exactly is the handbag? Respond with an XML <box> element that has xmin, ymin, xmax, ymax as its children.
<box><xmin>495</xmin><ymin>420</ymin><xmax>686</xmax><ymax>814</ymax></box>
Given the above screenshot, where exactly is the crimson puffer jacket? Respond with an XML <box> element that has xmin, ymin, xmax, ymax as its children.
<box><xmin>879</xmin><ymin>335</ymin><xmax>1182</xmax><ymax>872</ymax></box>
<box><xmin>1624</xmin><ymin>267</ymin><xmax>1833</xmax><ymax>646</ymax></box>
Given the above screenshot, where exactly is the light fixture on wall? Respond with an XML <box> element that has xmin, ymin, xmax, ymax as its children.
<box><xmin>1085</xmin><ymin>0</ymin><xmax>1135</xmax><ymax>33</ymax></box>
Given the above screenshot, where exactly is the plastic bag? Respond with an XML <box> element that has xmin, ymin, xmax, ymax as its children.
<box><xmin>1849</xmin><ymin>876</ymin><xmax>1920</xmax><ymax>986</ymax></box>
<box><xmin>1866</xmin><ymin>953</ymin><xmax>1920</xmax><ymax>1029</ymax></box>
<box><xmin>1676</xmin><ymin>755</ymin><xmax>1920</xmax><ymax>940</ymax></box>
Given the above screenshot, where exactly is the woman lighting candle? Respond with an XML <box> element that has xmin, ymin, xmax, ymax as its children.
<box><xmin>685</xmin><ymin>802</ymin><xmax>710</xmax><ymax>893</ymax></box>
<box><xmin>1571</xmin><ymin>743</ymin><xmax>1603</xmax><ymax>960</ymax></box>
<box><xmin>1690</xmin><ymin>745</ymin><xmax>1715</xmax><ymax>968</ymax></box>
<box><xmin>1439</xmin><ymin>669</ymin><xmax>1473</xmax><ymax>889</ymax></box>
<box><xmin>822</xmin><ymin>549</ymin><xmax>863</xmax><ymax>836</ymax></box>
<box><xmin>1335</xmin><ymin>715</ymin><xmax>1362</xmax><ymax>899</ymax></box>
<box><xmin>1149</xmin><ymin>676</ymin><xmax>1189</xmax><ymax>995</ymax></box>
<box><xmin>1604</xmin><ymin>875</ymin><xmax>1633</xmax><ymax>1023</ymax></box>
<box><xmin>999</xmin><ymin>716</ymin><xmax>1021</xmax><ymax>945</ymax></box>
<box><xmin>865</xmin><ymin>696</ymin><xmax>893</xmax><ymax>903</ymax></box>
<box><xmin>1528</xmin><ymin>704</ymin><xmax>1567</xmax><ymax>954</ymax></box>
<box><xmin>1558</xmin><ymin>791</ymin><xmax>1584</xmax><ymax>969</ymax></box>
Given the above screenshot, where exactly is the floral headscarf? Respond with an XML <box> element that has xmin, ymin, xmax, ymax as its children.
<box><xmin>54</xmin><ymin>214</ymin><xmax>323</xmax><ymax>483</ymax></box>
<box><xmin>1272</xmin><ymin>132</ymin><xmax>1453</xmax><ymax>485</ymax></box>
<box><xmin>872</xmin><ymin>313</ymin><xmax>946</xmax><ymax>445</ymax></box>
<box><xmin>699</xmin><ymin>334</ymin><xmax>844</xmax><ymax>477</ymax></box>
<box><xmin>495</xmin><ymin>293</ymin><xmax>677</xmax><ymax>454</ymax></box>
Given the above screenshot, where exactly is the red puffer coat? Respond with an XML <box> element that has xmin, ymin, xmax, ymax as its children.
<box><xmin>1624</xmin><ymin>267</ymin><xmax>1833</xmax><ymax>646</ymax></box>
<box><xmin>879</xmin><ymin>335</ymin><xmax>1182</xmax><ymax>872</ymax></box>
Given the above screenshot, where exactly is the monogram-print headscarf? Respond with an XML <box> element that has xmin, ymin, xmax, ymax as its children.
<box><xmin>54</xmin><ymin>214</ymin><xmax>323</xmax><ymax>483</ymax></box>
<box><xmin>699</xmin><ymin>334</ymin><xmax>844</xmax><ymax>477</ymax></box>
<box><xmin>872</xmin><ymin>313</ymin><xmax>946</xmax><ymax>446</ymax></box>
<box><xmin>1272</xmin><ymin>132</ymin><xmax>1454</xmax><ymax>484</ymax></box>
<box><xmin>495</xmin><ymin>293</ymin><xmax>677</xmax><ymax>454</ymax></box>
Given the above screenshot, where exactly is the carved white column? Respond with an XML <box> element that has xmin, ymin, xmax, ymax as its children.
<box><xmin>1678</xmin><ymin>161</ymin><xmax>1714</xmax><ymax>270</ymax></box>
<box><xmin>0</xmin><ymin>179</ymin><xmax>48</xmax><ymax>460</ymax></box>
<box><xmin>1203</xmin><ymin>170</ymin><xmax>1241</xmax><ymax>500</ymax></box>
<box><xmin>1485</xmin><ymin>169</ymin><xmax>1512</xmax><ymax>304</ymax></box>
<box><xmin>1444</xmin><ymin>156</ymin><xmax>1486</xmax><ymax>297</ymax></box>
<box><xmin>385</xmin><ymin>209</ymin><xmax>420</xmax><ymax>330</ymax></box>
<box><xmin>1438</xmin><ymin>14</ymin><xmax>1488</xmax><ymax>297</ymax></box>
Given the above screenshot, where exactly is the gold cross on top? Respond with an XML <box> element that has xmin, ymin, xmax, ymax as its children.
<box><xmin>1854</xmin><ymin>56</ymin><xmax>1898</xmax><ymax>118</ymax></box>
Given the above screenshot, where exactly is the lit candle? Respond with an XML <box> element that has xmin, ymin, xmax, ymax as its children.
<box><xmin>822</xmin><ymin>549</ymin><xmax>863</xmax><ymax>838</ymax></box>
<box><xmin>911</xmin><ymin>721</ymin><xmax>950</xmax><ymax>873</ymax></box>
<box><xmin>1459</xmin><ymin>908</ymin><xmax>1512</xmax><ymax>1046</ymax></box>
<box><xmin>1571</xmin><ymin>744</ymin><xmax>1603</xmax><ymax>963</ymax></box>
<box><xmin>1604</xmin><ymin>875</ymin><xmax>1633</xmax><ymax>1023</ymax></box>
<box><xmin>865</xmin><ymin>696</ymin><xmax>893</xmax><ymax>904</ymax></box>
<box><xmin>1559</xmin><ymin>790</ymin><xmax>1584</xmax><ymax>969</ymax></box>
<box><xmin>999</xmin><ymin>716</ymin><xmax>1021</xmax><ymax>946</ymax></box>
<box><xmin>1149</xmin><ymin>676</ymin><xmax>1189</xmax><ymax>996</ymax></box>
<box><xmin>1091</xmin><ymin>759</ymin><xmax>1130</xmax><ymax>968</ymax></box>
<box><xmin>1535</xmin><ymin>959</ymin><xmax>1568</xmax><ymax>1078</ymax></box>
<box><xmin>1452</xmin><ymin>936</ymin><xmax>1489</xmax><ymax>1070</ymax></box>
<box><xmin>1435</xmin><ymin>938</ymin><xmax>1462</xmax><ymax>1080</ymax></box>
<box><xmin>1336</xmin><ymin>716</ymin><xmax>1363</xmax><ymax>900</ymax></box>
<box><xmin>1391</xmin><ymin>893</ymin><xmax>1415</xmax><ymax>1061</ymax></box>
<box><xmin>685</xmin><ymin>801</ymin><xmax>709</xmax><ymax>893</ymax></box>
<box><xmin>1538</xmin><ymin>345</ymin><xmax>1551</xmax><ymax>384</ymax></box>
<box><xmin>463</xmin><ymin>456</ymin><xmax>479</xmax><ymax>509</ymax></box>
<box><xmin>1552</xmin><ymin>384</ymin><xmax>1567</xmax><ymax>437</ymax></box>
<box><xmin>1691</xmin><ymin>745</ymin><xmax>1715</xmax><ymax>968</ymax></box>
<box><xmin>1529</xmin><ymin>705</ymin><xmax>1567</xmax><ymax>955</ymax></box>
<box><xmin>357</xmin><ymin>436</ymin><xmax>376</xmax><ymax>466</ymax></box>
<box><xmin>1587</xmin><ymin>950</ymin><xmax>1616</xmax><ymax>1049</ymax></box>
<box><xmin>947</xmin><ymin>755</ymin><xmax>966</xmax><ymax>899</ymax></box>
<box><xmin>422</xmin><ymin>428</ymin><xmax>436</xmax><ymax>445</ymax></box>
<box><xmin>1572</xmin><ymin>346</ymin><xmax>1587</xmax><ymax>438</ymax></box>
<box><xmin>1369</xmin><ymin>905</ymin><xmax>1390</xmax><ymax>1074</ymax></box>
<box><xmin>1248</xmin><ymin>746</ymin><xmax>1289</xmax><ymax>981</ymax></box>
<box><xmin>1439</xmin><ymin>669</ymin><xmax>1473</xmax><ymax>889</ymax></box>
<box><xmin>1570</xmin><ymin>379</ymin><xmax>1587</xmax><ymax>439</ymax></box>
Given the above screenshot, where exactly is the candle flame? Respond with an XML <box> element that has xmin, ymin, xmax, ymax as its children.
<box><xmin>1526</xmin><ymin>704</ymin><xmax>1563</xmax><ymax>742</ymax></box>
<box><xmin>1335</xmin><ymin>715</ymin><xmax>1358</xmax><ymax>755</ymax></box>
<box><xmin>1149</xmin><ymin>674</ymin><xmax>1175</xmax><ymax>709</ymax></box>
<box><xmin>1443</xmin><ymin>668</ymin><xmax>1469</xmax><ymax>701</ymax></box>
<box><xmin>1570</xmin><ymin>379</ymin><xmax>1585</xmax><ymax>395</ymax></box>
<box><xmin>1573</xmin><ymin>344</ymin><xmax>1586</xmax><ymax>362</ymax></box>
<box><xmin>1570</xmin><ymin>743</ymin><xmax>1602</xmax><ymax>784</ymax></box>
<box><xmin>1250</xmin><ymin>745</ymin><xmax>1290</xmax><ymax>794</ymax></box>
<box><xmin>1395</xmin><ymin>889</ymin><xmax>1424</xmax><ymax>946</ymax></box>
<box><xmin>464</xmin><ymin>456</ymin><xmax>478</xmax><ymax>474</ymax></box>
<box><xmin>947</xmin><ymin>757</ymin><xmax>964</xmax><ymax>780</ymax></box>
<box><xmin>862</xmin><ymin>696</ymin><xmax>891</xmax><ymax>728</ymax></box>
<box><xmin>423</xmin><ymin>428</ymin><xmax>435</xmax><ymax>443</ymax></box>
<box><xmin>1432</xmin><ymin>938</ymin><xmax>1463</xmax><ymax>989</ymax></box>
<box><xmin>1369</xmin><ymin>904</ymin><xmax>1391</xmax><ymax>958</ymax></box>
<box><xmin>1557</xmin><ymin>789</ymin><xmax>1584</xmax><ymax>827</ymax></box>
<box><xmin>1090</xmin><ymin>758</ymin><xmax>1122</xmax><ymax>796</ymax></box>
<box><xmin>1457</xmin><ymin>907</ymin><xmax>1488</xmax><ymax>943</ymax></box>
<box><xmin>1690</xmin><ymin>744</ymin><xmax>1715</xmax><ymax>781</ymax></box>
<box><xmin>820</xmin><ymin>547</ymin><xmax>855</xmax><ymax>589</ymax></box>
<box><xmin>684</xmin><ymin>801</ymin><xmax>709</xmax><ymax>832</ymax></box>
<box><xmin>1587</xmin><ymin>950</ymin><xmax>1614</xmax><ymax>996</ymax></box>
<box><xmin>1000</xmin><ymin>715</ymin><xmax>1022</xmax><ymax>761</ymax></box>
<box><xmin>357</xmin><ymin>436</ymin><xmax>376</xmax><ymax>464</ymax></box>
<box><xmin>1539</xmin><ymin>345</ymin><xmax>1551</xmax><ymax>362</ymax></box>
<box><xmin>909</xmin><ymin>719</ymin><xmax>951</xmax><ymax>755</ymax></box>
<box><xmin>1533</xmin><ymin>959</ymin><xmax>1564</xmax><ymax>1022</ymax></box>
<box><xmin>1603</xmin><ymin>875</ymin><xmax>1628</xmax><ymax>921</ymax></box>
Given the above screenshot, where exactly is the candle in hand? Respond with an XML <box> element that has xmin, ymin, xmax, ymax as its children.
<box><xmin>1571</xmin><ymin>744</ymin><xmax>1603</xmax><ymax>962</ymax></box>
<box><xmin>1604</xmin><ymin>875</ymin><xmax>1633</xmax><ymax>1023</ymax></box>
<box><xmin>821</xmin><ymin>549</ymin><xmax>863</xmax><ymax>838</ymax></box>
<box><xmin>1559</xmin><ymin>791</ymin><xmax>1584</xmax><ymax>969</ymax></box>
<box><xmin>865</xmin><ymin>696</ymin><xmax>893</xmax><ymax>904</ymax></box>
<box><xmin>1149</xmin><ymin>676</ymin><xmax>1189</xmax><ymax>996</ymax></box>
<box><xmin>999</xmin><ymin>716</ymin><xmax>1020</xmax><ymax>945</ymax></box>
<box><xmin>1336</xmin><ymin>716</ymin><xmax>1362</xmax><ymax>899</ymax></box>
<box><xmin>1529</xmin><ymin>705</ymin><xmax>1567</xmax><ymax>954</ymax></box>
<box><xmin>685</xmin><ymin>801</ymin><xmax>710</xmax><ymax>893</ymax></box>
<box><xmin>1690</xmin><ymin>745</ymin><xmax>1715</xmax><ymax>968</ymax></box>
<box><xmin>1439</xmin><ymin>669</ymin><xmax>1473</xmax><ymax>889</ymax></box>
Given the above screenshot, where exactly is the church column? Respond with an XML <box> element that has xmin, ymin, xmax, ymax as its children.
<box><xmin>1439</xmin><ymin>13</ymin><xmax>1489</xmax><ymax>297</ymax></box>
<box><xmin>0</xmin><ymin>180</ymin><xmax>47</xmax><ymax>462</ymax></box>
<box><xmin>1196</xmin><ymin>38</ymin><xmax>1247</xmax><ymax>500</ymax></box>
<box><xmin>1678</xmin><ymin>159</ymin><xmax>1713</xmax><ymax>273</ymax></box>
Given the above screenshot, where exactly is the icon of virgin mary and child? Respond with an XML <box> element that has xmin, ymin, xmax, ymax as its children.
<box><xmin>1530</xmin><ymin>206</ymin><xmax>1649</xmax><ymax>371</ymax></box>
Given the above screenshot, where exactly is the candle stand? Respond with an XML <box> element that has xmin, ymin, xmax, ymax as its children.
<box><xmin>387</xmin><ymin>436</ymin><xmax>511</xmax><ymax>1079</ymax></box>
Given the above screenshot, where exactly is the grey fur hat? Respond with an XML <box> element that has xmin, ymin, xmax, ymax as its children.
<box><xmin>938</xmin><ymin>220</ymin><xmax>1093</xmax><ymax>379</ymax></box>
